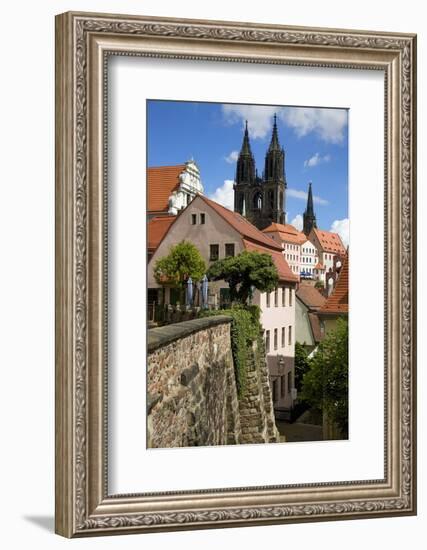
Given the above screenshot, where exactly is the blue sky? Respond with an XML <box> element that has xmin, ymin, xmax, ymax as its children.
<box><xmin>147</xmin><ymin>100</ymin><xmax>349</xmax><ymax>245</ymax></box>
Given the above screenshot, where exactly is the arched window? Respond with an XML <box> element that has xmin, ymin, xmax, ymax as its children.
<box><xmin>238</xmin><ymin>193</ymin><xmax>244</xmax><ymax>211</ymax></box>
<box><xmin>268</xmin><ymin>190</ymin><xmax>274</xmax><ymax>209</ymax></box>
<box><xmin>253</xmin><ymin>192</ymin><xmax>263</xmax><ymax>210</ymax></box>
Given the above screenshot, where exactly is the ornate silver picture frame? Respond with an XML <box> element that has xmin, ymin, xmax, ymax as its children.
<box><xmin>55</xmin><ymin>11</ymin><xmax>416</xmax><ymax>537</ymax></box>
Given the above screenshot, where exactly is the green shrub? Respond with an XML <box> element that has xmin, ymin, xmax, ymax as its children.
<box><xmin>199</xmin><ymin>304</ymin><xmax>261</xmax><ymax>397</ymax></box>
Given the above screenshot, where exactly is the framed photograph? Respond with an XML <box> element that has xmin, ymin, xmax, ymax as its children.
<box><xmin>55</xmin><ymin>11</ymin><xmax>417</xmax><ymax>537</ymax></box>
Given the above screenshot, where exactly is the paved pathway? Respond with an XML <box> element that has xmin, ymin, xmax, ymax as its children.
<box><xmin>276</xmin><ymin>420</ymin><xmax>323</xmax><ymax>442</ymax></box>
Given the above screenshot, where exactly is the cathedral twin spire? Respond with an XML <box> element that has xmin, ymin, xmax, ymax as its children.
<box><xmin>234</xmin><ymin>114</ymin><xmax>318</xmax><ymax>234</ymax></box>
<box><xmin>234</xmin><ymin>114</ymin><xmax>286</xmax><ymax>230</ymax></box>
<box><xmin>236</xmin><ymin>114</ymin><xmax>286</xmax><ymax>187</ymax></box>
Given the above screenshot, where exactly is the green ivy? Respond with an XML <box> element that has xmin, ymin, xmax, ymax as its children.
<box><xmin>199</xmin><ymin>305</ymin><xmax>261</xmax><ymax>397</ymax></box>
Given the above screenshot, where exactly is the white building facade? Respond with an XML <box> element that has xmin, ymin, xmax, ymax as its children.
<box><xmin>167</xmin><ymin>160</ymin><xmax>204</xmax><ymax>215</ymax></box>
<box><xmin>254</xmin><ymin>285</ymin><xmax>296</xmax><ymax>411</ymax></box>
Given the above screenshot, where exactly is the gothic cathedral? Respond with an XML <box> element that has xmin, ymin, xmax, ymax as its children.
<box><xmin>233</xmin><ymin>114</ymin><xmax>286</xmax><ymax>230</ymax></box>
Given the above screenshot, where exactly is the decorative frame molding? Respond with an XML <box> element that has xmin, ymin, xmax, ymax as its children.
<box><xmin>55</xmin><ymin>11</ymin><xmax>416</xmax><ymax>537</ymax></box>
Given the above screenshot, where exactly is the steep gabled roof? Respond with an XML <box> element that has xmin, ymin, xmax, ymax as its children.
<box><xmin>297</xmin><ymin>283</ymin><xmax>327</xmax><ymax>310</ymax></box>
<box><xmin>319</xmin><ymin>253</ymin><xmax>349</xmax><ymax>315</ymax></box>
<box><xmin>148</xmin><ymin>216</ymin><xmax>176</xmax><ymax>253</ymax></box>
<box><xmin>147</xmin><ymin>164</ymin><xmax>186</xmax><ymax>213</ymax></box>
<box><xmin>312</xmin><ymin>228</ymin><xmax>346</xmax><ymax>255</ymax></box>
<box><xmin>242</xmin><ymin>239</ymin><xmax>299</xmax><ymax>284</ymax></box>
<box><xmin>262</xmin><ymin>222</ymin><xmax>306</xmax><ymax>245</ymax></box>
<box><xmin>199</xmin><ymin>195</ymin><xmax>286</xmax><ymax>251</ymax></box>
<box><xmin>308</xmin><ymin>312</ymin><xmax>323</xmax><ymax>343</ymax></box>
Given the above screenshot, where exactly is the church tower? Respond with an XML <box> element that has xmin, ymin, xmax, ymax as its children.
<box><xmin>234</xmin><ymin>115</ymin><xmax>286</xmax><ymax>230</ymax></box>
<box><xmin>263</xmin><ymin>114</ymin><xmax>286</xmax><ymax>227</ymax></box>
<box><xmin>303</xmin><ymin>181</ymin><xmax>317</xmax><ymax>235</ymax></box>
<box><xmin>234</xmin><ymin>121</ymin><xmax>254</xmax><ymax>217</ymax></box>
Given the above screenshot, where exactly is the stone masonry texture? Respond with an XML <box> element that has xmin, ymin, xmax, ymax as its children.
<box><xmin>147</xmin><ymin>316</ymin><xmax>279</xmax><ymax>448</ymax></box>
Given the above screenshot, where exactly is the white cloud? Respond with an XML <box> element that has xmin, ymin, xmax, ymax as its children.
<box><xmin>224</xmin><ymin>150</ymin><xmax>239</xmax><ymax>164</ymax></box>
<box><xmin>330</xmin><ymin>218</ymin><xmax>349</xmax><ymax>248</ymax></box>
<box><xmin>222</xmin><ymin>104</ymin><xmax>347</xmax><ymax>144</ymax></box>
<box><xmin>222</xmin><ymin>104</ymin><xmax>277</xmax><ymax>139</ymax></box>
<box><xmin>208</xmin><ymin>180</ymin><xmax>234</xmax><ymax>210</ymax></box>
<box><xmin>290</xmin><ymin>214</ymin><xmax>303</xmax><ymax>231</ymax></box>
<box><xmin>304</xmin><ymin>152</ymin><xmax>331</xmax><ymax>168</ymax></box>
<box><xmin>280</xmin><ymin>108</ymin><xmax>348</xmax><ymax>144</ymax></box>
<box><xmin>287</xmin><ymin>188</ymin><xmax>329</xmax><ymax>206</ymax></box>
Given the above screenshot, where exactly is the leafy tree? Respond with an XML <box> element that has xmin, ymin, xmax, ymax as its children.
<box><xmin>301</xmin><ymin>318</ymin><xmax>348</xmax><ymax>436</ymax></box>
<box><xmin>207</xmin><ymin>250</ymin><xmax>279</xmax><ymax>305</ymax></box>
<box><xmin>314</xmin><ymin>280</ymin><xmax>324</xmax><ymax>291</ymax></box>
<box><xmin>294</xmin><ymin>342</ymin><xmax>310</xmax><ymax>393</ymax></box>
<box><xmin>153</xmin><ymin>240</ymin><xmax>206</xmax><ymax>288</ymax></box>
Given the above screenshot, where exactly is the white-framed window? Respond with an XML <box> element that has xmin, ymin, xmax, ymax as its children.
<box><xmin>265</xmin><ymin>330</ymin><xmax>270</xmax><ymax>351</ymax></box>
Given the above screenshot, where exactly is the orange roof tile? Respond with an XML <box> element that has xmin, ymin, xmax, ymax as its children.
<box><xmin>263</xmin><ymin>222</ymin><xmax>306</xmax><ymax>245</ymax></box>
<box><xmin>199</xmin><ymin>195</ymin><xmax>286</xmax><ymax>252</ymax></box>
<box><xmin>148</xmin><ymin>216</ymin><xmax>176</xmax><ymax>252</ymax></box>
<box><xmin>147</xmin><ymin>164</ymin><xmax>186</xmax><ymax>213</ymax></box>
<box><xmin>315</xmin><ymin>262</ymin><xmax>325</xmax><ymax>270</ymax></box>
<box><xmin>242</xmin><ymin>239</ymin><xmax>298</xmax><ymax>284</ymax></box>
<box><xmin>297</xmin><ymin>283</ymin><xmax>326</xmax><ymax>309</ymax></box>
<box><xmin>312</xmin><ymin>228</ymin><xmax>346</xmax><ymax>255</ymax></box>
<box><xmin>263</xmin><ymin>222</ymin><xmax>299</xmax><ymax>235</ymax></box>
<box><xmin>319</xmin><ymin>253</ymin><xmax>349</xmax><ymax>314</ymax></box>
<box><xmin>308</xmin><ymin>312</ymin><xmax>323</xmax><ymax>343</ymax></box>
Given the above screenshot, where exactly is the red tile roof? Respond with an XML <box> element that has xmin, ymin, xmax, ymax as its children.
<box><xmin>312</xmin><ymin>228</ymin><xmax>346</xmax><ymax>255</ymax></box>
<box><xmin>297</xmin><ymin>283</ymin><xmax>327</xmax><ymax>309</ymax></box>
<box><xmin>242</xmin><ymin>240</ymin><xmax>299</xmax><ymax>283</ymax></box>
<box><xmin>147</xmin><ymin>164</ymin><xmax>186</xmax><ymax>213</ymax></box>
<box><xmin>148</xmin><ymin>216</ymin><xmax>176</xmax><ymax>253</ymax></box>
<box><xmin>198</xmin><ymin>196</ymin><xmax>298</xmax><ymax>283</ymax></box>
<box><xmin>308</xmin><ymin>312</ymin><xmax>323</xmax><ymax>343</ymax></box>
<box><xmin>199</xmin><ymin>195</ymin><xmax>287</xmax><ymax>252</ymax></box>
<box><xmin>319</xmin><ymin>253</ymin><xmax>349</xmax><ymax>314</ymax></box>
<box><xmin>263</xmin><ymin>222</ymin><xmax>307</xmax><ymax>245</ymax></box>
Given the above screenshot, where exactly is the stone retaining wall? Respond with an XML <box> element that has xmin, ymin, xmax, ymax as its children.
<box><xmin>147</xmin><ymin>316</ymin><xmax>279</xmax><ymax>448</ymax></box>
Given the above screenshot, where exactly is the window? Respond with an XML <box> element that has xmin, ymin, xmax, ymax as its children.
<box><xmin>225</xmin><ymin>243</ymin><xmax>235</xmax><ymax>257</ymax></box>
<box><xmin>274</xmin><ymin>288</ymin><xmax>278</xmax><ymax>307</ymax></box>
<box><xmin>209</xmin><ymin>244</ymin><xmax>219</xmax><ymax>261</ymax></box>
<box><xmin>288</xmin><ymin>325</ymin><xmax>292</xmax><ymax>346</ymax></box>
<box><xmin>191</xmin><ymin>213</ymin><xmax>197</xmax><ymax>225</ymax></box>
<box><xmin>281</xmin><ymin>327</ymin><xmax>285</xmax><ymax>347</ymax></box>
<box><xmin>274</xmin><ymin>329</ymin><xmax>278</xmax><ymax>350</ymax></box>
<box><xmin>281</xmin><ymin>375</ymin><xmax>286</xmax><ymax>397</ymax></box>
<box><xmin>289</xmin><ymin>289</ymin><xmax>293</xmax><ymax>307</ymax></box>
<box><xmin>282</xmin><ymin>287</ymin><xmax>286</xmax><ymax>307</ymax></box>
<box><xmin>266</xmin><ymin>291</ymin><xmax>270</xmax><ymax>307</ymax></box>
<box><xmin>265</xmin><ymin>330</ymin><xmax>270</xmax><ymax>352</ymax></box>
<box><xmin>200</xmin><ymin>213</ymin><xmax>205</xmax><ymax>224</ymax></box>
<box><xmin>287</xmin><ymin>371</ymin><xmax>292</xmax><ymax>393</ymax></box>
